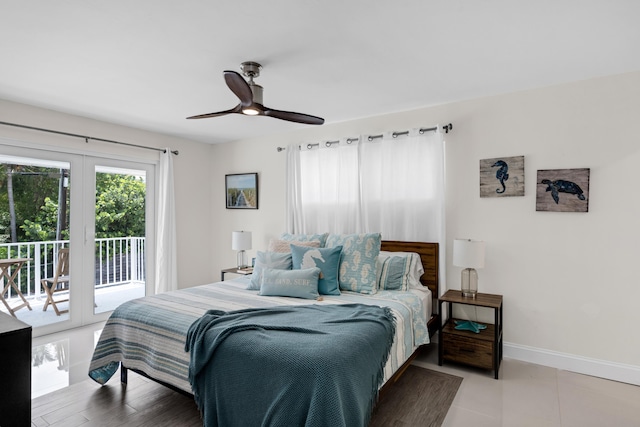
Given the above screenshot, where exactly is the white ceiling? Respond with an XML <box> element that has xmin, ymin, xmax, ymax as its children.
<box><xmin>1</xmin><ymin>0</ymin><xmax>639</xmax><ymax>145</ymax></box>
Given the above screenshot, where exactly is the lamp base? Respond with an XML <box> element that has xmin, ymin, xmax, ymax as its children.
<box><xmin>236</xmin><ymin>250</ymin><xmax>248</xmax><ymax>269</ymax></box>
<box><xmin>461</xmin><ymin>267</ymin><xmax>478</xmax><ymax>298</ymax></box>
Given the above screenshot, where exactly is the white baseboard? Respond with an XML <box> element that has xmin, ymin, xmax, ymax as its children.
<box><xmin>504</xmin><ymin>342</ymin><xmax>640</xmax><ymax>386</ymax></box>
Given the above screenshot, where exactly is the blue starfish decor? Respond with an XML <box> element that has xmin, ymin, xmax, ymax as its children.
<box><xmin>454</xmin><ymin>319</ymin><xmax>487</xmax><ymax>334</ymax></box>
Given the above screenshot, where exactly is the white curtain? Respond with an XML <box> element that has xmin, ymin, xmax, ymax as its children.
<box><xmin>285</xmin><ymin>144</ymin><xmax>303</xmax><ymax>234</ymax></box>
<box><xmin>287</xmin><ymin>139</ymin><xmax>362</xmax><ymax>234</ymax></box>
<box><xmin>285</xmin><ymin>128</ymin><xmax>445</xmax><ymax>243</ymax></box>
<box><xmin>360</xmin><ymin>129</ymin><xmax>445</xmax><ymax>243</ymax></box>
<box><xmin>155</xmin><ymin>148</ymin><xmax>177</xmax><ymax>293</ymax></box>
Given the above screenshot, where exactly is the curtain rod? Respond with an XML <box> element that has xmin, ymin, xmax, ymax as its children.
<box><xmin>0</xmin><ymin>120</ymin><xmax>179</xmax><ymax>155</ymax></box>
<box><xmin>275</xmin><ymin>123</ymin><xmax>452</xmax><ymax>152</ymax></box>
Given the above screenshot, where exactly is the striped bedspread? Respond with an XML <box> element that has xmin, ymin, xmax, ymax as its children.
<box><xmin>88</xmin><ymin>277</ymin><xmax>430</xmax><ymax>393</ymax></box>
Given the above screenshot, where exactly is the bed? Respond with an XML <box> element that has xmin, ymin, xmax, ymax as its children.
<box><xmin>89</xmin><ymin>240</ymin><xmax>439</xmax><ymax>426</ymax></box>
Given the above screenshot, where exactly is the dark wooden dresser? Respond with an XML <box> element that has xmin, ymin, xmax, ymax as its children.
<box><xmin>0</xmin><ymin>312</ymin><xmax>32</xmax><ymax>426</ymax></box>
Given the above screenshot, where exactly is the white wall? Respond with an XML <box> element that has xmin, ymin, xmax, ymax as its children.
<box><xmin>211</xmin><ymin>71</ymin><xmax>640</xmax><ymax>382</ymax></box>
<box><xmin>3</xmin><ymin>69</ymin><xmax>638</xmax><ymax>382</ymax></box>
<box><xmin>0</xmin><ymin>99</ymin><xmax>215</xmax><ymax>289</ymax></box>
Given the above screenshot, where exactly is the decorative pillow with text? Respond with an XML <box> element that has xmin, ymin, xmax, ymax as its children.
<box><xmin>258</xmin><ymin>267</ymin><xmax>321</xmax><ymax>300</ymax></box>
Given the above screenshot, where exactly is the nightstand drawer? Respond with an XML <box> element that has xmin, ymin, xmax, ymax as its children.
<box><xmin>442</xmin><ymin>333</ymin><xmax>493</xmax><ymax>369</ymax></box>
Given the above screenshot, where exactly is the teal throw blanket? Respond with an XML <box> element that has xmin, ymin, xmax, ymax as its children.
<box><xmin>185</xmin><ymin>304</ymin><xmax>396</xmax><ymax>427</ymax></box>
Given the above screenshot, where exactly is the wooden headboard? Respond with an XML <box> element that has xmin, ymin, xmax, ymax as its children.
<box><xmin>381</xmin><ymin>240</ymin><xmax>440</xmax><ymax>335</ymax></box>
<box><xmin>380</xmin><ymin>240</ymin><xmax>439</xmax><ymax>297</ymax></box>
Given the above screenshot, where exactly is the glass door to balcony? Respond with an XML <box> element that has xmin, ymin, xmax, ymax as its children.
<box><xmin>0</xmin><ymin>150</ymin><xmax>76</xmax><ymax>333</ymax></box>
<box><xmin>0</xmin><ymin>144</ymin><xmax>155</xmax><ymax>335</ymax></box>
<box><xmin>82</xmin><ymin>157</ymin><xmax>154</xmax><ymax>325</ymax></box>
<box><xmin>91</xmin><ymin>163</ymin><xmax>151</xmax><ymax>315</ymax></box>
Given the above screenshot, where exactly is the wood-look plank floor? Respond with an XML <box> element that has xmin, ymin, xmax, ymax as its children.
<box><xmin>31</xmin><ymin>370</ymin><xmax>201</xmax><ymax>427</ymax></box>
<box><xmin>31</xmin><ymin>366</ymin><xmax>461</xmax><ymax>426</ymax></box>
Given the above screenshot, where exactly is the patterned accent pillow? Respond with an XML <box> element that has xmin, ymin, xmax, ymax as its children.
<box><xmin>377</xmin><ymin>251</ymin><xmax>424</xmax><ymax>291</ymax></box>
<box><xmin>258</xmin><ymin>267</ymin><xmax>321</xmax><ymax>300</ymax></box>
<box><xmin>248</xmin><ymin>251</ymin><xmax>292</xmax><ymax>290</ymax></box>
<box><xmin>290</xmin><ymin>245</ymin><xmax>342</xmax><ymax>295</ymax></box>
<box><xmin>325</xmin><ymin>233</ymin><xmax>382</xmax><ymax>294</ymax></box>
<box><xmin>280</xmin><ymin>232</ymin><xmax>329</xmax><ymax>248</ymax></box>
<box><xmin>267</xmin><ymin>239</ymin><xmax>320</xmax><ymax>253</ymax></box>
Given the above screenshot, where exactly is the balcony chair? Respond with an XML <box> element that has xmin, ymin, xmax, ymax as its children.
<box><xmin>41</xmin><ymin>248</ymin><xmax>70</xmax><ymax>316</ymax></box>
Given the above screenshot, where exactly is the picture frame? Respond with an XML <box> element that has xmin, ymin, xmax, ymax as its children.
<box><xmin>536</xmin><ymin>168</ymin><xmax>590</xmax><ymax>212</ymax></box>
<box><xmin>480</xmin><ymin>155</ymin><xmax>525</xmax><ymax>197</ymax></box>
<box><xmin>225</xmin><ymin>173</ymin><xmax>258</xmax><ymax>209</ymax></box>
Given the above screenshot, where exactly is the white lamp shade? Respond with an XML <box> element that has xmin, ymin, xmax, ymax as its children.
<box><xmin>232</xmin><ymin>231</ymin><xmax>252</xmax><ymax>251</ymax></box>
<box><xmin>453</xmin><ymin>239</ymin><xmax>485</xmax><ymax>268</ymax></box>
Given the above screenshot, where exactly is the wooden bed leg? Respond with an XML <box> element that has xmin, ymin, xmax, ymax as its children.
<box><xmin>121</xmin><ymin>365</ymin><xmax>128</xmax><ymax>385</ymax></box>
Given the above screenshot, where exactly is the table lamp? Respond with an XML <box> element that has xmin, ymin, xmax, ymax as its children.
<box><xmin>232</xmin><ymin>231</ymin><xmax>252</xmax><ymax>269</ymax></box>
<box><xmin>453</xmin><ymin>238</ymin><xmax>485</xmax><ymax>298</ymax></box>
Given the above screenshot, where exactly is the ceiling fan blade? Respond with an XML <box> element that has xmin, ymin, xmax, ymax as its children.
<box><xmin>186</xmin><ymin>104</ymin><xmax>242</xmax><ymax>119</ymax></box>
<box><xmin>224</xmin><ymin>71</ymin><xmax>253</xmax><ymax>107</ymax></box>
<box><xmin>263</xmin><ymin>107</ymin><xmax>324</xmax><ymax>125</ymax></box>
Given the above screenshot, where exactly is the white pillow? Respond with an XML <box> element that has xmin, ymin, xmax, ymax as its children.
<box><xmin>279</xmin><ymin>232</ymin><xmax>329</xmax><ymax>248</ymax></box>
<box><xmin>267</xmin><ymin>239</ymin><xmax>321</xmax><ymax>253</ymax></box>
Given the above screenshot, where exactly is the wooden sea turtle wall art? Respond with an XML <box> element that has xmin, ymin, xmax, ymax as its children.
<box><xmin>536</xmin><ymin>168</ymin><xmax>590</xmax><ymax>212</ymax></box>
<box><xmin>480</xmin><ymin>155</ymin><xmax>525</xmax><ymax>197</ymax></box>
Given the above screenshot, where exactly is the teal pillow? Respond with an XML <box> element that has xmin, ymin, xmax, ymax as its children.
<box><xmin>280</xmin><ymin>232</ymin><xmax>329</xmax><ymax>248</ymax></box>
<box><xmin>258</xmin><ymin>267</ymin><xmax>321</xmax><ymax>299</ymax></box>
<box><xmin>377</xmin><ymin>251</ymin><xmax>424</xmax><ymax>290</ymax></box>
<box><xmin>378</xmin><ymin>255</ymin><xmax>407</xmax><ymax>290</ymax></box>
<box><xmin>290</xmin><ymin>245</ymin><xmax>342</xmax><ymax>296</ymax></box>
<box><xmin>325</xmin><ymin>233</ymin><xmax>381</xmax><ymax>294</ymax></box>
<box><xmin>248</xmin><ymin>251</ymin><xmax>292</xmax><ymax>290</ymax></box>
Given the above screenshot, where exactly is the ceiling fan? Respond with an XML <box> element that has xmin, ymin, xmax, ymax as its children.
<box><xmin>187</xmin><ymin>61</ymin><xmax>324</xmax><ymax>125</ymax></box>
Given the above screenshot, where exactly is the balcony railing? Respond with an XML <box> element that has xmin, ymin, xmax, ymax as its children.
<box><xmin>0</xmin><ymin>237</ymin><xmax>145</xmax><ymax>301</ymax></box>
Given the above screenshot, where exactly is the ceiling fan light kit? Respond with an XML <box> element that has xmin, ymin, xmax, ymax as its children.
<box><xmin>242</xmin><ymin>107</ymin><xmax>260</xmax><ymax>115</ymax></box>
<box><xmin>187</xmin><ymin>61</ymin><xmax>324</xmax><ymax>125</ymax></box>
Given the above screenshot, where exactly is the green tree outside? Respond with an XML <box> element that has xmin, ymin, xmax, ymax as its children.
<box><xmin>95</xmin><ymin>173</ymin><xmax>145</xmax><ymax>238</ymax></box>
<box><xmin>0</xmin><ymin>165</ymin><xmax>145</xmax><ymax>243</ymax></box>
<box><xmin>0</xmin><ymin>164</ymin><xmax>60</xmax><ymax>242</ymax></box>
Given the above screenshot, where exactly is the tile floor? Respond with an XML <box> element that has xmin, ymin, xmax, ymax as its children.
<box><xmin>31</xmin><ymin>322</ymin><xmax>104</xmax><ymax>398</ymax></box>
<box><xmin>32</xmin><ymin>324</ymin><xmax>640</xmax><ymax>426</ymax></box>
<box><xmin>416</xmin><ymin>346</ymin><xmax>640</xmax><ymax>426</ymax></box>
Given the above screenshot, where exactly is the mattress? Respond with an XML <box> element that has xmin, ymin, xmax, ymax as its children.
<box><xmin>89</xmin><ymin>276</ymin><xmax>431</xmax><ymax>393</ymax></box>
<box><xmin>409</xmin><ymin>286</ymin><xmax>433</xmax><ymax>322</ymax></box>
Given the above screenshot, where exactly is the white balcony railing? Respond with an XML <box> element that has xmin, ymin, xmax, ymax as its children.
<box><xmin>0</xmin><ymin>237</ymin><xmax>145</xmax><ymax>301</ymax></box>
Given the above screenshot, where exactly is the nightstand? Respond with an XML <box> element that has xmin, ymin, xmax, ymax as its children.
<box><xmin>221</xmin><ymin>267</ymin><xmax>253</xmax><ymax>281</ymax></box>
<box><xmin>438</xmin><ymin>289</ymin><xmax>503</xmax><ymax>379</ymax></box>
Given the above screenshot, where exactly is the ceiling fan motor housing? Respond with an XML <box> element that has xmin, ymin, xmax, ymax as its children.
<box><xmin>240</xmin><ymin>61</ymin><xmax>262</xmax><ymax>78</ymax></box>
<box><xmin>241</xmin><ymin>62</ymin><xmax>264</xmax><ymax>104</ymax></box>
<box><xmin>249</xmin><ymin>83</ymin><xmax>263</xmax><ymax>105</ymax></box>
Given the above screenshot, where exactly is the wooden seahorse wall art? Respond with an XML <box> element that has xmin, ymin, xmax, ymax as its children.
<box><xmin>479</xmin><ymin>155</ymin><xmax>525</xmax><ymax>198</ymax></box>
